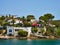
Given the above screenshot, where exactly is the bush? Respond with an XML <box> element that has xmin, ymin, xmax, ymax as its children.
<box><xmin>46</xmin><ymin>26</ymin><xmax>54</xmax><ymax>33</ymax></box>
<box><xmin>23</xmin><ymin>22</ymin><xmax>32</xmax><ymax>27</ymax></box>
<box><xmin>3</xmin><ymin>22</ymin><xmax>10</xmax><ymax>26</ymax></box>
<box><xmin>16</xmin><ymin>23</ymin><xmax>23</xmax><ymax>27</ymax></box>
<box><xmin>18</xmin><ymin>30</ymin><xmax>28</xmax><ymax>37</ymax></box>
<box><xmin>44</xmin><ymin>26</ymin><xmax>55</xmax><ymax>36</ymax></box>
<box><xmin>55</xmin><ymin>28</ymin><xmax>60</xmax><ymax>36</ymax></box>
<box><xmin>32</xmin><ymin>27</ymin><xmax>38</xmax><ymax>33</ymax></box>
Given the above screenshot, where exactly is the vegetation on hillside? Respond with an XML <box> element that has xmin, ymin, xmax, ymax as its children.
<box><xmin>0</xmin><ymin>13</ymin><xmax>60</xmax><ymax>38</ymax></box>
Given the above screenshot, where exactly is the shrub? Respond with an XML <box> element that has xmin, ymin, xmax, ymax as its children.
<box><xmin>23</xmin><ymin>22</ymin><xmax>32</xmax><ymax>27</ymax></box>
<box><xmin>55</xmin><ymin>28</ymin><xmax>60</xmax><ymax>36</ymax></box>
<box><xmin>32</xmin><ymin>27</ymin><xmax>38</xmax><ymax>33</ymax></box>
<box><xmin>16</xmin><ymin>23</ymin><xmax>23</xmax><ymax>27</ymax></box>
<box><xmin>18</xmin><ymin>30</ymin><xmax>28</xmax><ymax>37</ymax></box>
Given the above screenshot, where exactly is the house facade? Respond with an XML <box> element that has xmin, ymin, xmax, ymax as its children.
<box><xmin>6</xmin><ymin>26</ymin><xmax>32</xmax><ymax>37</ymax></box>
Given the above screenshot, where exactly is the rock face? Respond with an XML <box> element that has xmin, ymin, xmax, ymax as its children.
<box><xmin>43</xmin><ymin>26</ymin><xmax>46</xmax><ymax>34</ymax></box>
<box><xmin>49</xmin><ymin>35</ymin><xmax>55</xmax><ymax>39</ymax></box>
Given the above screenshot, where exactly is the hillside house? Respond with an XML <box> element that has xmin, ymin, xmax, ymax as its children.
<box><xmin>6</xmin><ymin>26</ymin><xmax>32</xmax><ymax>37</ymax></box>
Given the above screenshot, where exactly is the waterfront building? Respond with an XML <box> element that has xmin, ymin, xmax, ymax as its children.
<box><xmin>6</xmin><ymin>26</ymin><xmax>32</xmax><ymax>37</ymax></box>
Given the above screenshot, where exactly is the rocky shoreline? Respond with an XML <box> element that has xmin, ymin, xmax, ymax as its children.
<box><xmin>0</xmin><ymin>35</ymin><xmax>60</xmax><ymax>40</ymax></box>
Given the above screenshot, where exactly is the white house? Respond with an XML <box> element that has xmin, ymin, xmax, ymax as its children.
<box><xmin>7</xmin><ymin>26</ymin><xmax>32</xmax><ymax>37</ymax></box>
<box><xmin>7</xmin><ymin>18</ymin><xmax>23</xmax><ymax>25</ymax></box>
<box><xmin>8</xmin><ymin>19</ymin><xmax>12</xmax><ymax>22</ymax></box>
<box><xmin>30</xmin><ymin>19</ymin><xmax>37</xmax><ymax>23</ymax></box>
<box><xmin>14</xmin><ymin>20</ymin><xmax>23</xmax><ymax>24</ymax></box>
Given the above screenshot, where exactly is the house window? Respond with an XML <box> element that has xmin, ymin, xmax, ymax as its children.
<box><xmin>15</xmin><ymin>29</ymin><xmax>19</xmax><ymax>31</ymax></box>
<box><xmin>9</xmin><ymin>29</ymin><xmax>12</xmax><ymax>32</ymax></box>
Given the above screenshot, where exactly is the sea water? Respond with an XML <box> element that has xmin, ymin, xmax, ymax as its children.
<box><xmin>0</xmin><ymin>39</ymin><xmax>60</xmax><ymax>45</ymax></box>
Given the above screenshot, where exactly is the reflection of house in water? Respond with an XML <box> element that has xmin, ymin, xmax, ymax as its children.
<box><xmin>7</xmin><ymin>26</ymin><xmax>32</xmax><ymax>37</ymax></box>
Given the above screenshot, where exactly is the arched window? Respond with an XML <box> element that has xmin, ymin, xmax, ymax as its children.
<box><xmin>9</xmin><ymin>29</ymin><xmax>12</xmax><ymax>32</ymax></box>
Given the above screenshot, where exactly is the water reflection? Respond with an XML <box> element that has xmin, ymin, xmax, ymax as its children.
<box><xmin>27</xmin><ymin>39</ymin><xmax>32</xmax><ymax>45</ymax></box>
<box><xmin>0</xmin><ymin>39</ymin><xmax>60</xmax><ymax>45</ymax></box>
<box><xmin>26</xmin><ymin>39</ymin><xmax>60</xmax><ymax>45</ymax></box>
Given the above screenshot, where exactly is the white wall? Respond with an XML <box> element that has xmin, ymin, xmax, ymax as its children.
<box><xmin>7</xmin><ymin>26</ymin><xmax>14</xmax><ymax>35</ymax></box>
<box><xmin>7</xmin><ymin>26</ymin><xmax>32</xmax><ymax>37</ymax></box>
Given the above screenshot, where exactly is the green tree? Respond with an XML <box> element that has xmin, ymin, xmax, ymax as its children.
<box><xmin>32</xmin><ymin>27</ymin><xmax>38</xmax><ymax>33</ymax></box>
<box><xmin>51</xmin><ymin>20</ymin><xmax>60</xmax><ymax>28</ymax></box>
<box><xmin>16</xmin><ymin>23</ymin><xmax>23</xmax><ymax>27</ymax></box>
<box><xmin>39</xmin><ymin>13</ymin><xmax>55</xmax><ymax>35</ymax></box>
<box><xmin>44</xmin><ymin>13</ymin><xmax>54</xmax><ymax>21</ymax></box>
<box><xmin>0</xmin><ymin>16</ymin><xmax>5</xmax><ymax>20</ymax></box>
<box><xmin>3</xmin><ymin>22</ymin><xmax>10</xmax><ymax>26</ymax></box>
<box><xmin>27</xmin><ymin>15</ymin><xmax>35</xmax><ymax>21</ymax></box>
<box><xmin>23</xmin><ymin>21</ymin><xmax>32</xmax><ymax>27</ymax></box>
<box><xmin>39</xmin><ymin>13</ymin><xmax>54</xmax><ymax>23</ymax></box>
<box><xmin>21</xmin><ymin>16</ymin><xmax>26</xmax><ymax>22</ymax></box>
<box><xmin>55</xmin><ymin>28</ymin><xmax>60</xmax><ymax>37</ymax></box>
<box><xmin>45</xmin><ymin>26</ymin><xmax>55</xmax><ymax>36</ymax></box>
<box><xmin>18</xmin><ymin>30</ymin><xmax>28</xmax><ymax>37</ymax></box>
<box><xmin>0</xmin><ymin>16</ymin><xmax>6</xmax><ymax>26</ymax></box>
<box><xmin>0</xmin><ymin>20</ymin><xmax>3</xmax><ymax>26</ymax></box>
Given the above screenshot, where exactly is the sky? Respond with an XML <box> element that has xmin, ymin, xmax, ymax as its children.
<box><xmin>0</xmin><ymin>0</ymin><xmax>60</xmax><ymax>20</ymax></box>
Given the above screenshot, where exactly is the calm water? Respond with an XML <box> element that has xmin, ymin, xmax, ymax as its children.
<box><xmin>0</xmin><ymin>39</ymin><xmax>60</xmax><ymax>45</ymax></box>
